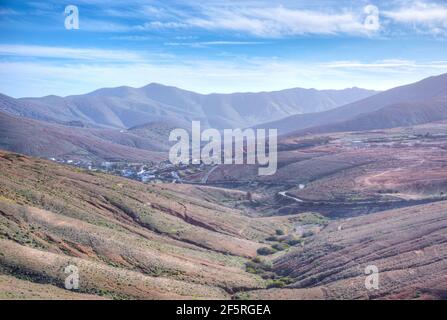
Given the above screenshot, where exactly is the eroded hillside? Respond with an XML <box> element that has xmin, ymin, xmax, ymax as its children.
<box><xmin>0</xmin><ymin>151</ymin><xmax>295</xmax><ymax>299</ymax></box>
<box><xmin>239</xmin><ymin>200</ymin><xmax>447</xmax><ymax>300</ymax></box>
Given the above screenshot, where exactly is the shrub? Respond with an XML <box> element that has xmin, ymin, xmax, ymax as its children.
<box><xmin>252</xmin><ymin>257</ymin><xmax>261</xmax><ymax>263</ymax></box>
<box><xmin>297</xmin><ymin>213</ymin><xmax>329</xmax><ymax>226</ymax></box>
<box><xmin>287</xmin><ymin>239</ymin><xmax>302</xmax><ymax>246</ymax></box>
<box><xmin>302</xmin><ymin>230</ymin><xmax>315</xmax><ymax>238</ymax></box>
<box><xmin>257</xmin><ymin>247</ymin><xmax>276</xmax><ymax>256</ymax></box>
<box><xmin>266</xmin><ymin>279</ymin><xmax>285</xmax><ymax>288</ymax></box>
<box><xmin>245</xmin><ymin>258</ymin><xmax>273</xmax><ymax>276</ymax></box>
<box><xmin>246</xmin><ymin>266</ymin><xmax>257</xmax><ymax>274</ymax></box>
<box><xmin>272</xmin><ymin>243</ymin><xmax>290</xmax><ymax>251</ymax></box>
<box><xmin>275</xmin><ymin>229</ymin><xmax>285</xmax><ymax>236</ymax></box>
<box><xmin>266</xmin><ymin>277</ymin><xmax>294</xmax><ymax>288</ymax></box>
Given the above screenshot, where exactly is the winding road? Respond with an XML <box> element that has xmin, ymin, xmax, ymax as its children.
<box><xmin>201</xmin><ymin>165</ymin><xmax>220</xmax><ymax>184</ymax></box>
<box><xmin>278</xmin><ymin>191</ymin><xmax>304</xmax><ymax>203</ymax></box>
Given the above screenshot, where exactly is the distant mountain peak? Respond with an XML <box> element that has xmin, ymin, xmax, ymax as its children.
<box><xmin>1</xmin><ymin>81</ymin><xmax>382</xmax><ymax>130</ymax></box>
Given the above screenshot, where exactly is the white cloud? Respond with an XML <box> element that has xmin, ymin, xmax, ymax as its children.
<box><xmin>384</xmin><ymin>2</ymin><xmax>447</xmax><ymax>23</ymax></box>
<box><xmin>70</xmin><ymin>2</ymin><xmax>377</xmax><ymax>37</ymax></box>
<box><xmin>0</xmin><ymin>44</ymin><xmax>145</xmax><ymax>61</ymax></box>
<box><xmin>186</xmin><ymin>6</ymin><xmax>371</xmax><ymax>37</ymax></box>
<box><xmin>384</xmin><ymin>1</ymin><xmax>447</xmax><ymax>34</ymax></box>
<box><xmin>79</xmin><ymin>19</ymin><xmax>137</xmax><ymax>32</ymax></box>
<box><xmin>164</xmin><ymin>40</ymin><xmax>267</xmax><ymax>47</ymax></box>
<box><xmin>128</xmin><ymin>1</ymin><xmax>447</xmax><ymax>38</ymax></box>
<box><xmin>140</xmin><ymin>21</ymin><xmax>188</xmax><ymax>29</ymax></box>
<box><xmin>323</xmin><ymin>59</ymin><xmax>447</xmax><ymax>70</ymax></box>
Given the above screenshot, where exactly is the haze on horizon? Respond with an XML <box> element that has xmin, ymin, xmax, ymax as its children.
<box><xmin>0</xmin><ymin>0</ymin><xmax>447</xmax><ymax>97</ymax></box>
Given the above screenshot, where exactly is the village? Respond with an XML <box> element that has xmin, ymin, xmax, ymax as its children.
<box><xmin>48</xmin><ymin>157</ymin><xmax>210</xmax><ymax>184</ymax></box>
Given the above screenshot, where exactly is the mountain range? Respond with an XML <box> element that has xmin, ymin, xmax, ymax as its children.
<box><xmin>257</xmin><ymin>73</ymin><xmax>447</xmax><ymax>135</ymax></box>
<box><xmin>1</xmin><ymin>74</ymin><xmax>447</xmax><ymax>161</ymax></box>
<box><xmin>1</xmin><ymin>85</ymin><xmax>377</xmax><ymax>130</ymax></box>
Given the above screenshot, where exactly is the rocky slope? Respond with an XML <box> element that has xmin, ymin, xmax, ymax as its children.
<box><xmin>0</xmin><ymin>151</ymin><xmax>295</xmax><ymax>299</ymax></box>
<box><xmin>0</xmin><ymin>111</ymin><xmax>168</xmax><ymax>162</ymax></box>
<box><xmin>241</xmin><ymin>200</ymin><xmax>447</xmax><ymax>300</ymax></box>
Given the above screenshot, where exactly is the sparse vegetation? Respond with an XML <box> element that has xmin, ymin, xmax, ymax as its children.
<box><xmin>257</xmin><ymin>247</ymin><xmax>276</xmax><ymax>256</ymax></box>
<box><xmin>287</xmin><ymin>238</ymin><xmax>303</xmax><ymax>246</ymax></box>
<box><xmin>266</xmin><ymin>277</ymin><xmax>293</xmax><ymax>289</ymax></box>
<box><xmin>302</xmin><ymin>230</ymin><xmax>315</xmax><ymax>238</ymax></box>
<box><xmin>296</xmin><ymin>213</ymin><xmax>329</xmax><ymax>226</ymax></box>
<box><xmin>0</xmin><ymin>151</ymin><xmax>298</xmax><ymax>299</ymax></box>
<box><xmin>275</xmin><ymin>229</ymin><xmax>285</xmax><ymax>236</ymax></box>
<box><xmin>272</xmin><ymin>243</ymin><xmax>290</xmax><ymax>251</ymax></box>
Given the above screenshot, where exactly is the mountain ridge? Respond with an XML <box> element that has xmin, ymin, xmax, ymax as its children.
<box><xmin>0</xmin><ymin>84</ymin><xmax>378</xmax><ymax>130</ymax></box>
<box><xmin>255</xmin><ymin>73</ymin><xmax>447</xmax><ymax>135</ymax></box>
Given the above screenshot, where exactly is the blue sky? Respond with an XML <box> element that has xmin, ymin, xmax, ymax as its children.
<box><xmin>0</xmin><ymin>0</ymin><xmax>447</xmax><ymax>97</ymax></box>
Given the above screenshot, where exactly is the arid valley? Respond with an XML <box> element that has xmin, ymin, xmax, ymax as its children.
<box><xmin>1</xmin><ymin>73</ymin><xmax>447</xmax><ymax>300</ymax></box>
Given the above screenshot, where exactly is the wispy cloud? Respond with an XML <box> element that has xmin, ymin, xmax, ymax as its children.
<box><xmin>116</xmin><ymin>1</ymin><xmax>447</xmax><ymax>38</ymax></box>
<box><xmin>56</xmin><ymin>2</ymin><xmax>378</xmax><ymax>37</ymax></box>
<box><xmin>184</xmin><ymin>6</ymin><xmax>372</xmax><ymax>37</ymax></box>
<box><xmin>0</xmin><ymin>44</ymin><xmax>145</xmax><ymax>61</ymax></box>
<box><xmin>384</xmin><ymin>1</ymin><xmax>447</xmax><ymax>34</ymax></box>
<box><xmin>322</xmin><ymin>59</ymin><xmax>447</xmax><ymax>72</ymax></box>
<box><xmin>164</xmin><ymin>40</ymin><xmax>267</xmax><ymax>47</ymax></box>
<box><xmin>384</xmin><ymin>2</ymin><xmax>447</xmax><ymax>23</ymax></box>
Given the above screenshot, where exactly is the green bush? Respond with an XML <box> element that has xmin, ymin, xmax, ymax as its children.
<box><xmin>245</xmin><ymin>258</ymin><xmax>273</xmax><ymax>277</ymax></box>
<box><xmin>266</xmin><ymin>279</ymin><xmax>285</xmax><ymax>288</ymax></box>
<box><xmin>246</xmin><ymin>266</ymin><xmax>257</xmax><ymax>274</ymax></box>
<box><xmin>266</xmin><ymin>277</ymin><xmax>294</xmax><ymax>288</ymax></box>
<box><xmin>252</xmin><ymin>257</ymin><xmax>261</xmax><ymax>263</ymax></box>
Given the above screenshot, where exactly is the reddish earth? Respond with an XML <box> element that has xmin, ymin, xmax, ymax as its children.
<box><xmin>240</xmin><ymin>200</ymin><xmax>447</xmax><ymax>300</ymax></box>
<box><xmin>1</xmin><ymin>121</ymin><xmax>446</xmax><ymax>299</ymax></box>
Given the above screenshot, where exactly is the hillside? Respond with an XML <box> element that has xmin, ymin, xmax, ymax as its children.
<box><xmin>0</xmin><ymin>85</ymin><xmax>377</xmax><ymax>130</ymax></box>
<box><xmin>256</xmin><ymin>73</ymin><xmax>447</xmax><ymax>135</ymax></box>
<box><xmin>240</xmin><ymin>200</ymin><xmax>447</xmax><ymax>300</ymax></box>
<box><xmin>1</xmin><ymin>149</ymin><xmax>445</xmax><ymax>299</ymax></box>
<box><xmin>0</xmin><ymin>151</ymin><xmax>296</xmax><ymax>299</ymax></box>
<box><xmin>292</xmin><ymin>98</ymin><xmax>447</xmax><ymax>135</ymax></box>
<box><xmin>0</xmin><ymin>111</ymin><xmax>168</xmax><ymax>162</ymax></box>
<box><xmin>185</xmin><ymin>121</ymin><xmax>447</xmax><ymax>217</ymax></box>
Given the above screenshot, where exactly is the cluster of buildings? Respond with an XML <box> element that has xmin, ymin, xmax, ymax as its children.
<box><xmin>48</xmin><ymin>158</ymin><xmax>205</xmax><ymax>184</ymax></box>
